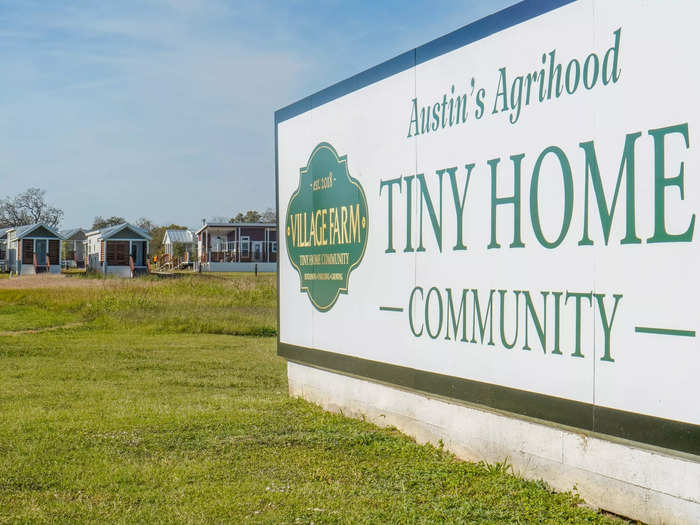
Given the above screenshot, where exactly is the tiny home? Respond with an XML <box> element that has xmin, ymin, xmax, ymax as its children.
<box><xmin>5</xmin><ymin>223</ymin><xmax>63</xmax><ymax>275</ymax></box>
<box><xmin>0</xmin><ymin>227</ymin><xmax>9</xmax><ymax>272</ymax></box>
<box><xmin>162</xmin><ymin>229</ymin><xmax>196</xmax><ymax>261</ymax></box>
<box><xmin>85</xmin><ymin>223</ymin><xmax>151</xmax><ymax>278</ymax></box>
<box><xmin>60</xmin><ymin>228</ymin><xmax>87</xmax><ymax>268</ymax></box>
<box><xmin>196</xmin><ymin>222</ymin><xmax>277</xmax><ymax>272</ymax></box>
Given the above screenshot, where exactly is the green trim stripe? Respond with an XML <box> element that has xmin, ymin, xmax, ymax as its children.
<box><xmin>379</xmin><ymin>306</ymin><xmax>404</xmax><ymax>312</ymax></box>
<box><xmin>278</xmin><ymin>342</ymin><xmax>700</xmax><ymax>458</ymax></box>
<box><xmin>635</xmin><ymin>326</ymin><xmax>696</xmax><ymax>337</ymax></box>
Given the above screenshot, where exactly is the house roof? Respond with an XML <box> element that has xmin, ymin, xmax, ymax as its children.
<box><xmin>0</xmin><ymin>227</ymin><xmax>10</xmax><ymax>239</ymax></box>
<box><xmin>164</xmin><ymin>229</ymin><xmax>195</xmax><ymax>244</ymax></box>
<box><xmin>60</xmin><ymin>228</ymin><xmax>87</xmax><ymax>240</ymax></box>
<box><xmin>10</xmin><ymin>223</ymin><xmax>63</xmax><ymax>239</ymax></box>
<box><xmin>195</xmin><ymin>222</ymin><xmax>276</xmax><ymax>235</ymax></box>
<box><xmin>86</xmin><ymin>222</ymin><xmax>152</xmax><ymax>241</ymax></box>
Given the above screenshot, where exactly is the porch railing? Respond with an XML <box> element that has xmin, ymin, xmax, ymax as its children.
<box><xmin>204</xmin><ymin>239</ymin><xmax>278</xmax><ymax>263</ymax></box>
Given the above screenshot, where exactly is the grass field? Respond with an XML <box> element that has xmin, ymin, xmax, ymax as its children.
<box><xmin>0</xmin><ymin>273</ymin><xmax>621</xmax><ymax>523</ymax></box>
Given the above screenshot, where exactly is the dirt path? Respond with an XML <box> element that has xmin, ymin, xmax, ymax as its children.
<box><xmin>0</xmin><ymin>274</ymin><xmax>123</xmax><ymax>290</ymax></box>
<box><xmin>0</xmin><ymin>321</ymin><xmax>87</xmax><ymax>337</ymax></box>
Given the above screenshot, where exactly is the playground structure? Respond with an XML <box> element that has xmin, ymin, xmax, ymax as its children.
<box><xmin>153</xmin><ymin>252</ymin><xmax>194</xmax><ymax>272</ymax></box>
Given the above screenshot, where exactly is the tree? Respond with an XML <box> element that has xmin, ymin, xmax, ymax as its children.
<box><xmin>244</xmin><ymin>210</ymin><xmax>262</xmax><ymax>223</ymax></box>
<box><xmin>135</xmin><ymin>217</ymin><xmax>155</xmax><ymax>233</ymax></box>
<box><xmin>261</xmin><ymin>208</ymin><xmax>276</xmax><ymax>224</ymax></box>
<box><xmin>229</xmin><ymin>210</ymin><xmax>262</xmax><ymax>223</ymax></box>
<box><xmin>92</xmin><ymin>216</ymin><xmax>125</xmax><ymax>230</ymax></box>
<box><xmin>0</xmin><ymin>188</ymin><xmax>63</xmax><ymax>228</ymax></box>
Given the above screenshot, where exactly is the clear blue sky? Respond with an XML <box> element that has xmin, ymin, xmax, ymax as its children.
<box><xmin>0</xmin><ymin>0</ymin><xmax>517</xmax><ymax>229</ymax></box>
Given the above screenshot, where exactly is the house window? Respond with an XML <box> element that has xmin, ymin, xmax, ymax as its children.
<box><xmin>271</xmin><ymin>241</ymin><xmax>277</xmax><ymax>253</ymax></box>
<box><xmin>240</xmin><ymin>236</ymin><xmax>250</xmax><ymax>257</ymax></box>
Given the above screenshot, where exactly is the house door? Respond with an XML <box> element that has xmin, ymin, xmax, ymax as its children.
<box><xmin>35</xmin><ymin>240</ymin><xmax>48</xmax><ymax>265</ymax></box>
<box><xmin>131</xmin><ymin>242</ymin><xmax>144</xmax><ymax>266</ymax></box>
<box><xmin>252</xmin><ymin>241</ymin><xmax>263</xmax><ymax>262</ymax></box>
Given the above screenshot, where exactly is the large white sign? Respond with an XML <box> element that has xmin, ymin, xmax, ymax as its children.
<box><xmin>276</xmin><ymin>0</ymin><xmax>699</xmax><ymax>456</ymax></box>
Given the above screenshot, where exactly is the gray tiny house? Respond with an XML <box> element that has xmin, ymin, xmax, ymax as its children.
<box><xmin>85</xmin><ymin>223</ymin><xmax>151</xmax><ymax>277</ymax></box>
<box><xmin>60</xmin><ymin>228</ymin><xmax>87</xmax><ymax>268</ymax></box>
<box><xmin>5</xmin><ymin>223</ymin><xmax>63</xmax><ymax>275</ymax></box>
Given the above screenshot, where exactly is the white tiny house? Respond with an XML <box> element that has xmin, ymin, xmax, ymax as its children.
<box><xmin>162</xmin><ymin>229</ymin><xmax>196</xmax><ymax>259</ymax></box>
<box><xmin>85</xmin><ymin>223</ymin><xmax>151</xmax><ymax>278</ymax></box>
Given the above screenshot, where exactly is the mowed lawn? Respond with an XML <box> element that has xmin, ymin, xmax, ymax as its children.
<box><xmin>0</xmin><ymin>273</ymin><xmax>619</xmax><ymax>524</ymax></box>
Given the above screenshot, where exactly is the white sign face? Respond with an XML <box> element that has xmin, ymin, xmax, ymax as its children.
<box><xmin>276</xmin><ymin>0</ymin><xmax>699</xmax><ymax>456</ymax></box>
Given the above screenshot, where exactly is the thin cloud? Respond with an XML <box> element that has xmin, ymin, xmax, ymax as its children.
<box><xmin>0</xmin><ymin>0</ymin><xmax>516</xmax><ymax>228</ymax></box>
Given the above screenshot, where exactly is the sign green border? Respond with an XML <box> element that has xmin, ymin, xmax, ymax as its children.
<box><xmin>279</xmin><ymin>342</ymin><xmax>700</xmax><ymax>458</ymax></box>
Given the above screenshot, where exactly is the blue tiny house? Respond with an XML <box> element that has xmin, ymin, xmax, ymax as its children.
<box><xmin>5</xmin><ymin>223</ymin><xmax>63</xmax><ymax>275</ymax></box>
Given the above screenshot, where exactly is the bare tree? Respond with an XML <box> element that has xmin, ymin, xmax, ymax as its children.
<box><xmin>261</xmin><ymin>208</ymin><xmax>276</xmax><ymax>224</ymax></box>
<box><xmin>135</xmin><ymin>217</ymin><xmax>155</xmax><ymax>233</ymax></box>
<box><xmin>0</xmin><ymin>188</ymin><xmax>63</xmax><ymax>228</ymax></box>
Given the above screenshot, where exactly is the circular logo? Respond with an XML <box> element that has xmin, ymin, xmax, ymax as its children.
<box><xmin>285</xmin><ymin>142</ymin><xmax>369</xmax><ymax>311</ymax></box>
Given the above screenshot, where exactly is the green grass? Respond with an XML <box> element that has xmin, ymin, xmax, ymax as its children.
<box><xmin>0</xmin><ymin>273</ymin><xmax>276</xmax><ymax>336</ymax></box>
<box><xmin>0</xmin><ymin>304</ymin><xmax>78</xmax><ymax>331</ymax></box>
<box><xmin>0</xmin><ymin>274</ymin><xmax>620</xmax><ymax>524</ymax></box>
<box><xmin>61</xmin><ymin>268</ymin><xmax>87</xmax><ymax>275</ymax></box>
